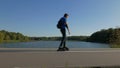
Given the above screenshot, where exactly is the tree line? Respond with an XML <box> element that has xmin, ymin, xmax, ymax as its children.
<box><xmin>0</xmin><ymin>30</ymin><xmax>29</xmax><ymax>42</ymax></box>
<box><xmin>1</xmin><ymin>27</ymin><xmax>120</xmax><ymax>48</ymax></box>
<box><xmin>0</xmin><ymin>30</ymin><xmax>89</xmax><ymax>43</ymax></box>
<box><xmin>87</xmin><ymin>28</ymin><xmax>120</xmax><ymax>46</ymax></box>
<box><xmin>30</xmin><ymin>36</ymin><xmax>89</xmax><ymax>41</ymax></box>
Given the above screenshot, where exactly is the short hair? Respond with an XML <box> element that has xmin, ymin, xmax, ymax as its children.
<box><xmin>64</xmin><ymin>13</ymin><xmax>69</xmax><ymax>17</ymax></box>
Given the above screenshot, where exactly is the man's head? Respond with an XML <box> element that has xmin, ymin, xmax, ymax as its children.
<box><xmin>64</xmin><ymin>13</ymin><xmax>69</xmax><ymax>18</ymax></box>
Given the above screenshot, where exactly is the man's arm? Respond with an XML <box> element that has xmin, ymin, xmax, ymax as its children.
<box><xmin>66</xmin><ymin>23</ymin><xmax>70</xmax><ymax>35</ymax></box>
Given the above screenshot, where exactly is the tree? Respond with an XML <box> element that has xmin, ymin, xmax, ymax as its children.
<box><xmin>88</xmin><ymin>28</ymin><xmax>120</xmax><ymax>45</ymax></box>
<box><xmin>0</xmin><ymin>32</ymin><xmax>4</xmax><ymax>42</ymax></box>
<box><xmin>0</xmin><ymin>30</ymin><xmax>30</xmax><ymax>42</ymax></box>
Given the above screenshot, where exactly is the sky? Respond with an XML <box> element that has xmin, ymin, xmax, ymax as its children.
<box><xmin>0</xmin><ymin>0</ymin><xmax>120</xmax><ymax>37</ymax></box>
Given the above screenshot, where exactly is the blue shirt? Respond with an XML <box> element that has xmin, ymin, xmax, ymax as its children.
<box><xmin>60</xmin><ymin>17</ymin><xmax>67</xmax><ymax>29</ymax></box>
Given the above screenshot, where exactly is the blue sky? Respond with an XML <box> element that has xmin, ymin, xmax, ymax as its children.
<box><xmin>0</xmin><ymin>0</ymin><xmax>120</xmax><ymax>37</ymax></box>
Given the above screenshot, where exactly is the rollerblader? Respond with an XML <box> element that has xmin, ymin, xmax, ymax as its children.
<box><xmin>57</xmin><ymin>13</ymin><xmax>70</xmax><ymax>51</ymax></box>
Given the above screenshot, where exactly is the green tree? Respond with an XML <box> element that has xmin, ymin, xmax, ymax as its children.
<box><xmin>0</xmin><ymin>30</ymin><xmax>30</xmax><ymax>43</ymax></box>
<box><xmin>88</xmin><ymin>28</ymin><xmax>120</xmax><ymax>45</ymax></box>
<box><xmin>0</xmin><ymin>32</ymin><xmax>4</xmax><ymax>42</ymax></box>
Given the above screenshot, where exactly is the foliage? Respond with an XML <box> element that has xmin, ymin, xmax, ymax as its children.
<box><xmin>87</xmin><ymin>28</ymin><xmax>120</xmax><ymax>46</ymax></box>
<box><xmin>30</xmin><ymin>36</ymin><xmax>89</xmax><ymax>41</ymax></box>
<box><xmin>68</xmin><ymin>36</ymin><xmax>89</xmax><ymax>41</ymax></box>
<box><xmin>0</xmin><ymin>30</ymin><xmax>30</xmax><ymax>43</ymax></box>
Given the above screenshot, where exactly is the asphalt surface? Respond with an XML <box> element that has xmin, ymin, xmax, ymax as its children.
<box><xmin>0</xmin><ymin>48</ymin><xmax>120</xmax><ymax>68</ymax></box>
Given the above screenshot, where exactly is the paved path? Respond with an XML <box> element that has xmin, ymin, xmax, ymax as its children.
<box><xmin>0</xmin><ymin>48</ymin><xmax>120</xmax><ymax>68</ymax></box>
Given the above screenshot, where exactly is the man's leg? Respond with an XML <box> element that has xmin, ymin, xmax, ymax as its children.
<box><xmin>63</xmin><ymin>29</ymin><xmax>66</xmax><ymax>48</ymax></box>
<box><xmin>59</xmin><ymin>29</ymin><xmax>66</xmax><ymax>48</ymax></box>
<box><xmin>63</xmin><ymin>29</ymin><xmax>69</xmax><ymax>51</ymax></box>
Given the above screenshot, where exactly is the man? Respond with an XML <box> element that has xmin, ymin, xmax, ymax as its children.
<box><xmin>57</xmin><ymin>13</ymin><xmax>70</xmax><ymax>51</ymax></box>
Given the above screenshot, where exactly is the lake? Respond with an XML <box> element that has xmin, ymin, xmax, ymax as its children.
<box><xmin>0</xmin><ymin>41</ymin><xmax>110</xmax><ymax>48</ymax></box>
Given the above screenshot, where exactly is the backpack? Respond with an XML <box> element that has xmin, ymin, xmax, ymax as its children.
<box><xmin>57</xmin><ymin>19</ymin><xmax>62</xmax><ymax>29</ymax></box>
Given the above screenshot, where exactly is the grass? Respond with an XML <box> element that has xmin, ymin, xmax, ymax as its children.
<box><xmin>110</xmin><ymin>44</ymin><xmax>120</xmax><ymax>48</ymax></box>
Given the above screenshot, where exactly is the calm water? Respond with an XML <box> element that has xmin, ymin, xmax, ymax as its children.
<box><xmin>0</xmin><ymin>41</ymin><xmax>110</xmax><ymax>48</ymax></box>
